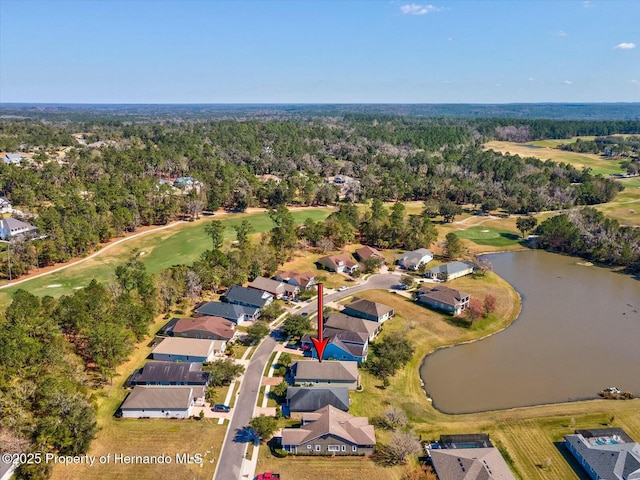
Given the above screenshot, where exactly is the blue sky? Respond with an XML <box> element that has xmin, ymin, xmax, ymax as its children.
<box><xmin>1</xmin><ymin>0</ymin><xmax>638</xmax><ymax>103</ymax></box>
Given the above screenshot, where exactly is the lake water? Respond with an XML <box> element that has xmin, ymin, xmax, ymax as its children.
<box><xmin>420</xmin><ymin>250</ymin><xmax>640</xmax><ymax>414</ymax></box>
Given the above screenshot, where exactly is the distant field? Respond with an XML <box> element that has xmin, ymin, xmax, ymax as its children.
<box><xmin>0</xmin><ymin>208</ymin><xmax>333</xmax><ymax>309</ymax></box>
<box><xmin>484</xmin><ymin>140</ymin><xmax>627</xmax><ymax>175</ymax></box>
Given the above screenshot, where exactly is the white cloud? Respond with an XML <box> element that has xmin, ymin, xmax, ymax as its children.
<box><xmin>583</xmin><ymin>1</ymin><xmax>592</xmax><ymax>8</ymax></box>
<box><xmin>528</xmin><ymin>77</ymin><xmax>535</xmax><ymax>81</ymax></box>
<box><xmin>614</xmin><ymin>42</ymin><xmax>636</xmax><ymax>50</ymax></box>
<box><xmin>564</xmin><ymin>80</ymin><xmax>572</xmax><ymax>85</ymax></box>
<box><xmin>632</xmin><ymin>80</ymin><xmax>640</xmax><ymax>85</ymax></box>
<box><xmin>400</xmin><ymin>4</ymin><xmax>442</xmax><ymax>15</ymax></box>
<box><xmin>555</xmin><ymin>30</ymin><xmax>569</xmax><ymax>37</ymax></box>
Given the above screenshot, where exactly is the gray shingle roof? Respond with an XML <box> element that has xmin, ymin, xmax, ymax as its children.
<box><xmin>343</xmin><ymin>297</ymin><xmax>393</xmax><ymax>319</ymax></box>
<box><xmin>224</xmin><ymin>285</ymin><xmax>273</xmax><ymax>308</ymax></box>
<box><xmin>418</xmin><ymin>285</ymin><xmax>470</xmax><ymax>307</ymax></box>
<box><xmin>398</xmin><ymin>248</ymin><xmax>433</xmax><ymax>269</ymax></box>
<box><xmin>248</xmin><ymin>276</ymin><xmax>285</xmax><ymax>294</ymax></box>
<box><xmin>194</xmin><ymin>301</ymin><xmax>258</xmax><ymax>321</ymax></box>
<box><xmin>429</xmin><ymin>261</ymin><xmax>475</xmax><ymax>276</ymax></box>
<box><xmin>293</xmin><ymin>360</ymin><xmax>359</xmax><ymax>383</ymax></box>
<box><xmin>430</xmin><ymin>447</ymin><xmax>516</xmax><ymax>480</ymax></box>
<box><xmin>151</xmin><ymin>338</ymin><xmax>219</xmax><ymax>358</ymax></box>
<box><xmin>324</xmin><ymin>312</ymin><xmax>380</xmax><ymax>337</ymax></box>
<box><xmin>129</xmin><ymin>361</ymin><xmax>209</xmax><ymax>385</ymax></box>
<box><xmin>565</xmin><ymin>429</ymin><xmax>640</xmax><ymax>480</ymax></box>
<box><xmin>121</xmin><ymin>386</ymin><xmax>195</xmax><ymax>410</ymax></box>
<box><xmin>287</xmin><ymin>387</ymin><xmax>350</xmax><ymax>412</ymax></box>
<box><xmin>281</xmin><ymin>405</ymin><xmax>375</xmax><ymax>447</ymax></box>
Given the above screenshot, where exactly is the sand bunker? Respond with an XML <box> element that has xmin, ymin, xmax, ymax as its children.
<box><xmin>46</xmin><ymin>284</ymin><xmax>62</xmax><ymax>288</ymax></box>
<box><xmin>481</xmin><ymin>229</ymin><xmax>490</xmax><ymax>233</ymax></box>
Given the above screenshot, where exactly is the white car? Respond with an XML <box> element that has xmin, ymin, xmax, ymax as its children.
<box><xmin>338</xmin><ymin>286</ymin><xmax>348</xmax><ymax>292</ymax></box>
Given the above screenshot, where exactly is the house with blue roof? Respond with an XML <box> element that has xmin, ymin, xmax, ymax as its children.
<box><xmin>301</xmin><ymin>328</ymin><xmax>368</xmax><ymax>363</ymax></box>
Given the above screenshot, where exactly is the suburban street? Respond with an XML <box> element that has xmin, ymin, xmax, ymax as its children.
<box><xmin>213</xmin><ymin>335</ymin><xmax>277</xmax><ymax>480</ymax></box>
<box><xmin>213</xmin><ymin>272</ymin><xmax>402</xmax><ymax>480</ymax></box>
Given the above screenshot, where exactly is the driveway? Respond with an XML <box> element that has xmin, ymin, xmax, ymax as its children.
<box><xmin>213</xmin><ymin>335</ymin><xmax>277</xmax><ymax>480</ymax></box>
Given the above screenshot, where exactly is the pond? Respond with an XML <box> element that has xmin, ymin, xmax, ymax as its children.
<box><xmin>420</xmin><ymin>250</ymin><xmax>640</xmax><ymax>414</ymax></box>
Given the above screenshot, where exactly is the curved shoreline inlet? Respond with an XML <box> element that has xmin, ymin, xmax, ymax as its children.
<box><xmin>420</xmin><ymin>250</ymin><xmax>640</xmax><ymax>414</ymax></box>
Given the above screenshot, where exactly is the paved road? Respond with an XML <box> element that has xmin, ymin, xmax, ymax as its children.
<box><xmin>213</xmin><ymin>273</ymin><xmax>400</xmax><ymax>479</ymax></box>
<box><xmin>213</xmin><ymin>335</ymin><xmax>277</xmax><ymax>480</ymax></box>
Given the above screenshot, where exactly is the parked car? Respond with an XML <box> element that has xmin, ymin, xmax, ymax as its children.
<box><xmin>394</xmin><ymin>284</ymin><xmax>408</xmax><ymax>290</ymax></box>
<box><xmin>338</xmin><ymin>286</ymin><xmax>348</xmax><ymax>292</ymax></box>
<box><xmin>212</xmin><ymin>404</ymin><xmax>230</xmax><ymax>412</ymax></box>
<box><xmin>301</xmin><ymin>312</ymin><xmax>308</xmax><ymax>316</ymax></box>
<box><xmin>255</xmin><ymin>473</ymin><xmax>280</xmax><ymax>480</ymax></box>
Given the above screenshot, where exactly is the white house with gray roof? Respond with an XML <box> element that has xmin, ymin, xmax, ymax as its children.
<box><xmin>293</xmin><ymin>360</ymin><xmax>360</xmax><ymax>389</ymax></box>
<box><xmin>397</xmin><ymin>248</ymin><xmax>433</xmax><ymax>270</ymax></box>
<box><xmin>565</xmin><ymin>428</ymin><xmax>640</xmax><ymax>480</ymax></box>
<box><xmin>0</xmin><ymin>197</ymin><xmax>12</xmax><ymax>214</ymax></box>
<box><xmin>120</xmin><ymin>386</ymin><xmax>204</xmax><ymax>418</ymax></box>
<box><xmin>3</xmin><ymin>153</ymin><xmax>23</xmax><ymax>165</ymax></box>
<box><xmin>151</xmin><ymin>337</ymin><xmax>224</xmax><ymax>362</ymax></box>
<box><xmin>0</xmin><ymin>217</ymin><xmax>37</xmax><ymax>240</ymax></box>
<box><xmin>427</xmin><ymin>261</ymin><xmax>475</xmax><ymax>281</ymax></box>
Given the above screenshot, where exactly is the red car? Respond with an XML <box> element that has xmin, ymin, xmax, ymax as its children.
<box><xmin>255</xmin><ymin>473</ymin><xmax>280</xmax><ymax>480</ymax></box>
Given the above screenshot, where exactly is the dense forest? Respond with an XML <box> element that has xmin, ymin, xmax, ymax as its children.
<box><xmin>0</xmin><ymin>115</ymin><xmax>634</xmax><ymax>279</ymax></box>
<box><xmin>1</xmin><ymin>110</ymin><xmax>640</xmax><ymax>479</ymax></box>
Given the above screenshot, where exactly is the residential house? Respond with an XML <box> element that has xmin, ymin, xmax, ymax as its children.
<box><xmin>564</xmin><ymin>428</ymin><xmax>640</xmax><ymax>480</ymax></box>
<box><xmin>416</xmin><ymin>285</ymin><xmax>471</xmax><ymax>315</ymax></box>
<box><xmin>172</xmin><ymin>176</ymin><xmax>201</xmax><ymax>192</ymax></box>
<box><xmin>427</xmin><ymin>261</ymin><xmax>475</xmax><ymax>281</ymax></box>
<box><xmin>342</xmin><ymin>297</ymin><xmax>394</xmax><ymax>323</ymax></box>
<box><xmin>0</xmin><ymin>458</ymin><xmax>17</xmax><ymax>480</ymax></box>
<box><xmin>0</xmin><ymin>196</ymin><xmax>12</xmax><ymax>214</ymax></box>
<box><xmin>274</xmin><ymin>270</ymin><xmax>316</xmax><ymax>289</ymax></box>
<box><xmin>301</xmin><ymin>328</ymin><xmax>368</xmax><ymax>362</ymax></box>
<box><xmin>151</xmin><ymin>337</ymin><xmax>224</xmax><ymax>362</ymax></box>
<box><xmin>3</xmin><ymin>153</ymin><xmax>23</xmax><ymax>165</ymax></box>
<box><xmin>430</xmin><ymin>447</ymin><xmax>516</xmax><ymax>480</ymax></box>
<box><xmin>323</xmin><ymin>312</ymin><xmax>381</xmax><ymax>342</ymax></box>
<box><xmin>397</xmin><ymin>248</ymin><xmax>433</xmax><ymax>270</ymax></box>
<box><xmin>0</xmin><ymin>217</ymin><xmax>37</xmax><ymax>240</ymax></box>
<box><xmin>354</xmin><ymin>245</ymin><xmax>385</xmax><ymax>263</ymax></box>
<box><xmin>128</xmin><ymin>361</ymin><xmax>210</xmax><ymax>387</ymax></box>
<box><xmin>248</xmin><ymin>276</ymin><xmax>297</xmax><ymax>299</ymax></box>
<box><xmin>286</xmin><ymin>387</ymin><xmax>350</xmax><ymax>418</ymax></box>
<box><xmin>193</xmin><ymin>301</ymin><xmax>259</xmax><ymax>325</ymax></box>
<box><xmin>161</xmin><ymin>316</ymin><xmax>236</xmax><ymax>341</ymax></box>
<box><xmin>292</xmin><ymin>360</ymin><xmax>360</xmax><ymax>390</ymax></box>
<box><xmin>224</xmin><ymin>285</ymin><xmax>274</xmax><ymax>309</ymax></box>
<box><xmin>119</xmin><ymin>386</ymin><xmax>204</xmax><ymax>419</ymax></box>
<box><xmin>317</xmin><ymin>253</ymin><xmax>359</xmax><ymax>274</ymax></box>
<box><xmin>281</xmin><ymin>405</ymin><xmax>375</xmax><ymax>455</ymax></box>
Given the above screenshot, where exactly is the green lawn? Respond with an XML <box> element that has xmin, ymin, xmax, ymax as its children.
<box><xmin>0</xmin><ymin>208</ymin><xmax>333</xmax><ymax>309</ymax></box>
<box><xmin>454</xmin><ymin>226</ymin><xmax>522</xmax><ymax>247</ymax></box>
